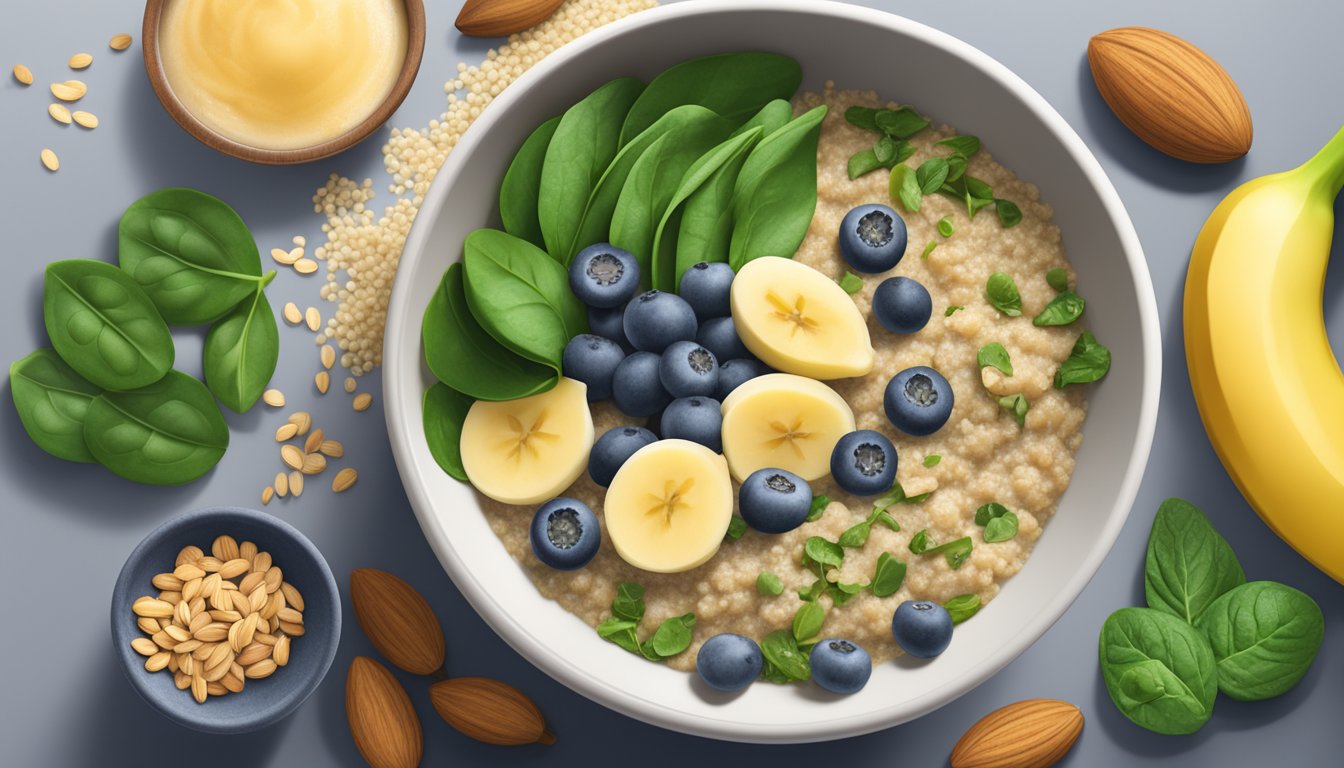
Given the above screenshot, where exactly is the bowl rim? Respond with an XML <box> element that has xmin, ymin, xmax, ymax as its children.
<box><xmin>140</xmin><ymin>0</ymin><xmax>427</xmax><ymax>166</ymax></box>
<box><xmin>109</xmin><ymin>506</ymin><xmax>342</xmax><ymax>734</ymax></box>
<box><xmin>383</xmin><ymin>0</ymin><xmax>1161</xmax><ymax>742</ymax></box>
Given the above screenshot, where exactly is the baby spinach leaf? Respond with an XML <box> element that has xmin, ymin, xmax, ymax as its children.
<box><xmin>725</xmin><ymin>514</ymin><xmax>748</xmax><ymax>541</ymax></box>
<box><xmin>202</xmin><ymin>286</ymin><xmax>278</xmax><ymax>413</ymax></box>
<box><xmin>462</xmin><ymin>229</ymin><xmax>588</xmax><ymax>370</ymax></box>
<box><xmin>44</xmin><ymin>259</ymin><xmax>175</xmax><ymax>391</ymax></box>
<box><xmin>915</xmin><ymin>158</ymin><xmax>950</xmax><ymax>195</ymax></box>
<box><xmin>669</xmin><ymin>129</ymin><xmax>762</xmax><ymax>284</ymax></box>
<box><xmin>730</xmin><ymin>98</ymin><xmax>793</xmax><ymax>139</ymax></box>
<box><xmin>838</xmin><ymin>521</ymin><xmax>871</xmax><ymax>548</ymax></box>
<box><xmin>996</xmin><ymin>199</ymin><xmax>1023</xmax><ymax>228</ymax></box>
<box><xmin>945</xmin><ymin>594</ymin><xmax>982</xmax><ymax>624</ymax></box>
<box><xmin>757</xmin><ymin>571</ymin><xmax>783</xmax><ymax>596</ymax></box>
<box><xmin>422</xmin><ymin>263</ymin><xmax>556</xmax><ymax>401</ymax></box>
<box><xmin>806</xmin><ymin>494</ymin><xmax>831</xmax><ymax>523</ymax></box>
<box><xmin>499</xmin><ymin>115</ymin><xmax>561</xmax><ymax>249</ymax></box>
<box><xmin>977</xmin><ymin>342</ymin><xmax>1013</xmax><ymax>376</ymax></box>
<box><xmin>803</xmin><ymin>536</ymin><xmax>844</xmax><ymax>570</ymax></box>
<box><xmin>537</xmin><ymin>77</ymin><xmax>645</xmax><ymax>260</ymax></box>
<box><xmin>983</xmin><ymin>510</ymin><xmax>1020</xmax><ymax>543</ymax></box>
<box><xmin>83</xmin><ymin>369</ymin><xmax>228</xmax><ymax>485</ymax></box>
<box><xmin>422</xmin><ymin>383</ymin><xmax>472</xmax><ymax>482</ymax></box>
<box><xmin>798</xmin><ymin>578</ymin><xmax>827</xmax><ymax>603</ymax></box>
<box><xmin>874</xmin><ymin>106</ymin><xmax>930</xmax><ymax>138</ymax></box>
<box><xmin>792</xmin><ymin>602</ymin><xmax>825</xmax><ymax>643</ymax></box>
<box><xmin>597</xmin><ymin>618</ymin><xmax>642</xmax><ymax>654</ymax></box>
<box><xmin>890</xmin><ymin>163</ymin><xmax>922</xmax><ymax>212</ymax></box>
<box><xmin>760</xmin><ymin>629</ymin><xmax>810</xmax><ymax>681</ymax></box>
<box><xmin>927</xmin><ymin>536</ymin><xmax>974</xmax><ymax>569</ymax></box>
<box><xmin>1144</xmin><ymin>497</ymin><xmax>1245</xmax><ymax>624</ymax></box>
<box><xmin>612</xmin><ymin>582</ymin><xmax>647</xmax><ymax>622</ymax></box>
<box><xmin>1046</xmin><ymin>268</ymin><xmax>1070</xmax><ymax>292</ymax></box>
<box><xmin>117</xmin><ymin>188</ymin><xmax>269</xmax><ymax>325</ymax></box>
<box><xmin>9</xmin><ymin>348</ymin><xmax>102</xmax><ymax>463</ymax></box>
<box><xmin>998</xmin><ymin>394</ymin><xmax>1029</xmax><ymax>427</ymax></box>
<box><xmin>1033</xmin><ymin>290</ymin><xmax>1085</xmax><ymax>326</ymax></box>
<box><xmin>646</xmin><ymin>613</ymin><xmax>696</xmax><ymax>657</ymax></box>
<box><xmin>908</xmin><ymin>529</ymin><xmax>934</xmax><ymax>554</ymax></box>
<box><xmin>1194</xmin><ymin>581</ymin><xmax>1324</xmax><ymax>701</ymax></box>
<box><xmin>1054</xmin><ymin>331</ymin><xmax>1112</xmax><ymax>387</ymax></box>
<box><xmin>974</xmin><ymin>502</ymin><xmax>1011</xmax><ymax>526</ymax></box>
<box><xmin>938</xmin><ymin>135</ymin><xmax>981</xmax><ymax>157</ymax></box>
<box><xmin>870</xmin><ymin>552</ymin><xmax>906</xmax><ymax>597</ymax></box>
<box><xmin>727</xmin><ymin>105</ymin><xmax>827</xmax><ymax>269</ymax></box>
<box><xmin>985</xmin><ymin>272</ymin><xmax>1022</xmax><ymax>317</ymax></box>
<box><xmin>619</xmin><ymin>52</ymin><xmax>802</xmax><ymax>145</ymax></box>
<box><xmin>1099</xmin><ymin>607</ymin><xmax>1217</xmax><ymax>735</ymax></box>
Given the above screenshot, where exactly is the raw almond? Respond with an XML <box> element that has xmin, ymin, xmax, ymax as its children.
<box><xmin>429</xmin><ymin>677</ymin><xmax>554</xmax><ymax>745</ymax></box>
<box><xmin>350</xmin><ymin>569</ymin><xmax>445</xmax><ymax>675</ymax></box>
<box><xmin>109</xmin><ymin>34</ymin><xmax>133</xmax><ymax>51</ymax></box>
<box><xmin>456</xmin><ymin>0</ymin><xmax>566</xmax><ymax>37</ymax></box>
<box><xmin>950</xmin><ymin>699</ymin><xmax>1083</xmax><ymax>768</ymax></box>
<box><xmin>1088</xmin><ymin>27</ymin><xmax>1251</xmax><ymax>163</ymax></box>
<box><xmin>346</xmin><ymin>656</ymin><xmax>423</xmax><ymax>768</ymax></box>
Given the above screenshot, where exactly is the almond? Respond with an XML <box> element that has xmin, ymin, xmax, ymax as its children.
<box><xmin>950</xmin><ymin>699</ymin><xmax>1083</xmax><ymax>768</ymax></box>
<box><xmin>429</xmin><ymin>677</ymin><xmax>555</xmax><ymax>746</ymax></box>
<box><xmin>456</xmin><ymin>0</ymin><xmax>567</xmax><ymax>37</ymax></box>
<box><xmin>350</xmin><ymin>569</ymin><xmax>445</xmax><ymax>675</ymax></box>
<box><xmin>1088</xmin><ymin>26</ymin><xmax>1251</xmax><ymax>163</ymax></box>
<box><xmin>346</xmin><ymin>657</ymin><xmax>422</xmax><ymax>768</ymax></box>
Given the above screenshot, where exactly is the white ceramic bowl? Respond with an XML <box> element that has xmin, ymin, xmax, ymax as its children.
<box><xmin>384</xmin><ymin>0</ymin><xmax>1160</xmax><ymax>743</ymax></box>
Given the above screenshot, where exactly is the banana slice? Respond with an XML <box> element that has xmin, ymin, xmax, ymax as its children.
<box><xmin>730</xmin><ymin>256</ymin><xmax>875</xmax><ymax>379</ymax></box>
<box><xmin>605</xmin><ymin>439</ymin><xmax>733</xmax><ymax>573</ymax></box>
<box><xmin>720</xmin><ymin>373</ymin><xmax>856</xmax><ymax>482</ymax></box>
<box><xmin>460</xmin><ymin>377</ymin><xmax>595</xmax><ymax>505</ymax></box>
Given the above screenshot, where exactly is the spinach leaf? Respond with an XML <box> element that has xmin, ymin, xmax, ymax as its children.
<box><xmin>730</xmin><ymin>98</ymin><xmax>793</xmax><ymax>139</ymax></box>
<box><xmin>838</xmin><ymin>520</ymin><xmax>871</xmax><ymax>548</ymax></box>
<box><xmin>844</xmin><ymin>106</ymin><xmax>881</xmax><ymax>132</ymax></box>
<box><xmin>537</xmin><ymin>77</ymin><xmax>645</xmax><ymax>260</ymax></box>
<box><xmin>422</xmin><ymin>262</ymin><xmax>557</xmax><ymax>400</ymax></box>
<box><xmin>760</xmin><ymin>629</ymin><xmax>810</xmax><ymax>681</ymax></box>
<box><xmin>422</xmin><ymin>383</ymin><xmax>472</xmax><ymax>482</ymax></box>
<box><xmin>908</xmin><ymin>530</ymin><xmax>934</xmax><ymax>554</ymax></box>
<box><xmin>1054</xmin><ymin>330</ymin><xmax>1111</xmax><ymax>387</ymax></box>
<box><xmin>646</xmin><ymin>613</ymin><xmax>695</xmax><ymax>657</ymax></box>
<box><xmin>983</xmin><ymin>510</ymin><xmax>1020</xmax><ymax>543</ymax></box>
<box><xmin>725</xmin><ymin>514</ymin><xmax>747</xmax><ymax>541</ymax></box>
<box><xmin>890</xmin><ymin>163</ymin><xmax>923</xmax><ymax>212</ymax></box>
<box><xmin>757</xmin><ymin>571</ymin><xmax>783</xmax><ymax>596</ymax></box>
<box><xmin>9</xmin><ymin>348</ymin><xmax>102</xmax><ymax>463</ymax></box>
<box><xmin>998</xmin><ymin>394</ymin><xmax>1029</xmax><ymax>427</ymax></box>
<box><xmin>870</xmin><ymin>552</ymin><xmax>906</xmax><ymax>597</ymax></box>
<box><xmin>1144</xmin><ymin>497</ymin><xmax>1246</xmax><ymax>624</ymax></box>
<box><xmin>499</xmin><ymin>115</ymin><xmax>561</xmax><ymax>249</ymax></box>
<box><xmin>838</xmin><ymin>271</ymin><xmax>864</xmax><ymax>295</ymax></box>
<box><xmin>1195</xmin><ymin>581</ymin><xmax>1324</xmax><ymax>701</ymax></box>
<box><xmin>996</xmin><ymin>199</ymin><xmax>1023</xmax><ymax>228</ymax></box>
<box><xmin>945</xmin><ymin>594</ymin><xmax>982</xmax><ymax>624</ymax></box>
<box><xmin>1098</xmin><ymin>607</ymin><xmax>1217</xmax><ymax>735</ymax></box>
<box><xmin>44</xmin><ymin>259</ymin><xmax>175</xmax><ymax>391</ymax></box>
<box><xmin>1046</xmin><ymin>268</ymin><xmax>1070</xmax><ymax>292</ymax></box>
<box><xmin>915</xmin><ymin>158</ymin><xmax>950</xmax><ymax>195</ymax></box>
<box><xmin>847</xmin><ymin>149</ymin><xmax>884</xmax><ymax>180</ymax></box>
<box><xmin>612</xmin><ymin>582</ymin><xmax>646</xmax><ymax>622</ymax></box>
<box><xmin>670</xmin><ymin>129</ymin><xmax>761</xmax><ymax>283</ymax></box>
<box><xmin>985</xmin><ymin>272</ymin><xmax>1022</xmax><ymax>317</ymax></box>
<box><xmin>977</xmin><ymin>342</ymin><xmax>1013</xmax><ymax>376</ymax></box>
<box><xmin>202</xmin><ymin>286</ymin><xmax>278</xmax><ymax>413</ymax></box>
<box><xmin>926</xmin><ymin>536</ymin><xmax>974</xmax><ymax>569</ymax></box>
<box><xmin>806</xmin><ymin>494</ymin><xmax>831</xmax><ymax>523</ymax></box>
<box><xmin>1033</xmin><ymin>291</ymin><xmax>1086</xmax><ymax>327</ymax></box>
<box><xmin>938</xmin><ymin>135</ymin><xmax>981</xmax><ymax>157</ymax></box>
<box><xmin>462</xmin><ymin>229</ymin><xmax>588</xmax><ymax>370</ymax></box>
<box><xmin>792</xmin><ymin>602</ymin><xmax>825</xmax><ymax>643</ymax></box>
<box><xmin>974</xmin><ymin>502</ymin><xmax>1011</xmax><ymax>526</ymax></box>
<box><xmin>83</xmin><ymin>369</ymin><xmax>228</xmax><ymax>485</ymax></box>
<box><xmin>803</xmin><ymin>536</ymin><xmax>844</xmax><ymax>570</ymax></box>
<box><xmin>619</xmin><ymin>52</ymin><xmax>802</xmax><ymax>145</ymax></box>
<box><xmin>875</xmin><ymin>107</ymin><xmax>930</xmax><ymax>138</ymax></box>
<box><xmin>117</xmin><ymin>188</ymin><xmax>269</xmax><ymax>325</ymax></box>
<box><xmin>597</xmin><ymin>618</ymin><xmax>642</xmax><ymax>655</ymax></box>
<box><xmin>798</xmin><ymin>578</ymin><xmax>827</xmax><ymax>603</ymax></box>
<box><xmin>727</xmin><ymin>105</ymin><xmax>827</xmax><ymax>269</ymax></box>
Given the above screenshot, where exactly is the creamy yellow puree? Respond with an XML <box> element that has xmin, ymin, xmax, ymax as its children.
<box><xmin>160</xmin><ymin>0</ymin><xmax>408</xmax><ymax>151</ymax></box>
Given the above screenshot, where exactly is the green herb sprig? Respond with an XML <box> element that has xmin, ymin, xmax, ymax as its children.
<box><xmin>595</xmin><ymin>582</ymin><xmax>697</xmax><ymax>661</ymax></box>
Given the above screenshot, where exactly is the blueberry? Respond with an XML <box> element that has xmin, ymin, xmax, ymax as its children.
<box><xmin>809</xmin><ymin>638</ymin><xmax>872</xmax><ymax>694</ymax></box>
<box><xmin>660</xmin><ymin>396</ymin><xmax>723</xmax><ymax>452</ymax></box>
<box><xmin>829</xmin><ymin>430</ymin><xmax>898</xmax><ymax>496</ymax></box>
<box><xmin>562</xmin><ymin>334</ymin><xmax>626</xmax><ymax>401</ymax></box>
<box><xmin>696</xmin><ymin>633</ymin><xmax>763</xmax><ymax>692</ymax></box>
<box><xmin>588</xmin><ymin>426</ymin><xmax>657</xmax><ymax>487</ymax></box>
<box><xmin>623</xmin><ymin>290</ymin><xmax>697</xmax><ymax>353</ymax></box>
<box><xmin>587</xmin><ymin>305</ymin><xmax>633</xmax><ymax>352</ymax></box>
<box><xmin>738</xmin><ymin>468</ymin><xmax>811</xmax><ymax>533</ymax></box>
<box><xmin>612</xmin><ymin>351</ymin><xmax>672</xmax><ymax>417</ymax></box>
<box><xmin>659</xmin><ymin>340</ymin><xmax>719</xmax><ymax>398</ymax></box>
<box><xmin>872</xmin><ymin>277</ymin><xmax>932</xmax><ymax>334</ymax></box>
<box><xmin>530</xmin><ymin>498</ymin><xmax>600</xmax><ymax>570</ymax></box>
<box><xmin>678</xmin><ymin>262</ymin><xmax>735</xmax><ymax>320</ymax></box>
<box><xmin>884</xmin><ymin>366</ymin><xmax>954</xmax><ymax>436</ymax></box>
<box><xmin>569</xmin><ymin>243</ymin><xmax>641</xmax><ymax>308</ymax></box>
<box><xmin>717</xmin><ymin>358</ymin><xmax>769</xmax><ymax>399</ymax></box>
<box><xmin>891</xmin><ymin>600</ymin><xmax>954</xmax><ymax>658</ymax></box>
<box><xmin>839</xmin><ymin>204</ymin><xmax>908</xmax><ymax>273</ymax></box>
<box><xmin>696</xmin><ymin>316</ymin><xmax>751</xmax><ymax>363</ymax></box>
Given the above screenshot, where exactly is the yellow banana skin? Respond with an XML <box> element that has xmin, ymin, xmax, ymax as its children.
<box><xmin>1185</xmin><ymin>127</ymin><xmax>1344</xmax><ymax>583</ymax></box>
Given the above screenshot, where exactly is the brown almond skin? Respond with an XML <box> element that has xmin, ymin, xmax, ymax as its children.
<box><xmin>951</xmin><ymin>699</ymin><xmax>1083</xmax><ymax>768</ymax></box>
<box><xmin>346</xmin><ymin>657</ymin><xmax>423</xmax><ymax>768</ymax></box>
<box><xmin>456</xmin><ymin>0</ymin><xmax>568</xmax><ymax>37</ymax></box>
<box><xmin>1088</xmin><ymin>26</ymin><xmax>1252</xmax><ymax>163</ymax></box>
<box><xmin>350</xmin><ymin>569</ymin><xmax>445</xmax><ymax>675</ymax></box>
<box><xmin>430</xmin><ymin>677</ymin><xmax>555</xmax><ymax>746</ymax></box>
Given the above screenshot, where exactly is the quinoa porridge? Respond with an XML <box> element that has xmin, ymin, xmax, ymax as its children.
<box><xmin>480</xmin><ymin>85</ymin><xmax>1088</xmax><ymax>671</ymax></box>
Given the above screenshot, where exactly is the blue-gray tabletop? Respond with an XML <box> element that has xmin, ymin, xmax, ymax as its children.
<box><xmin>3</xmin><ymin>1</ymin><xmax>1340</xmax><ymax>765</ymax></box>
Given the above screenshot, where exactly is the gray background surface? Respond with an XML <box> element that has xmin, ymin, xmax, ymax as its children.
<box><xmin>2</xmin><ymin>0</ymin><xmax>1341</xmax><ymax>765</ymax></box>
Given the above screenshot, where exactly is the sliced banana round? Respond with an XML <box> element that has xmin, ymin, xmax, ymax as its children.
<box><xmin>720</xmin><ymin>373</ymin><xmax>855</xmax><ymax>483</ymax></box>
<box><xmin>459</xmin><ymin>377</ymin><xmax>594</xmax><ymax>505</ymax></box>
<box><xmin>604</xmin><ymin>439</ymin><xmax>733</xmax><ymax>573</ymax></box>
<box><xmin>731</xmin><ymin>256</ymin><xmax>875</xmax><ymax>379</ymax></box>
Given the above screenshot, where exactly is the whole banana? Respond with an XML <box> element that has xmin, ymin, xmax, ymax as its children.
<box><xmin>1185</xmin><ymin>127</ymin><xmax>1344</xmax><ymax>583</ymax></box>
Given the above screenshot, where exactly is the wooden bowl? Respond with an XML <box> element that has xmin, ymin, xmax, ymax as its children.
<box><xmin>141</xmin><ymin>0</ymin><xmax>426</xmax><ymax>165</ymax></box>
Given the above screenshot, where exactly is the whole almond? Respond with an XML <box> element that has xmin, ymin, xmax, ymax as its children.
<box><xmin>350</xmin><ymin>569</ymin><xmax>445</xmax><ymax>675</ymax></box>
<box><xmin>1088</xmin><ymin>27</ymin><xmax>1251</xmax><ymax>163</ymax></box>
<box><xmin>950</xmin><ymin>699</ymin><xmax>1083</xmax><ymax>768</ymax></box>
<box><xmin>429</xmin><ymin>677</ymin><xmax>555</xmax><ymax>746</ymax></box>
<box><xmin>456</xmin><ymin>0</ymin><xmax>566</xmax><ymax>37</ymax></box>
<box><xmin>346</xmin><ymin>656</ymin><xmax>422</xmax><ymax>768</ymax></box>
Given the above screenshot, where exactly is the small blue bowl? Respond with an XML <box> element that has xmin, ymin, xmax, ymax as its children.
<box><xmin>110</xmin><ymin>507</ymin><xmax>341</xmax><ymax>734</ymax></box>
